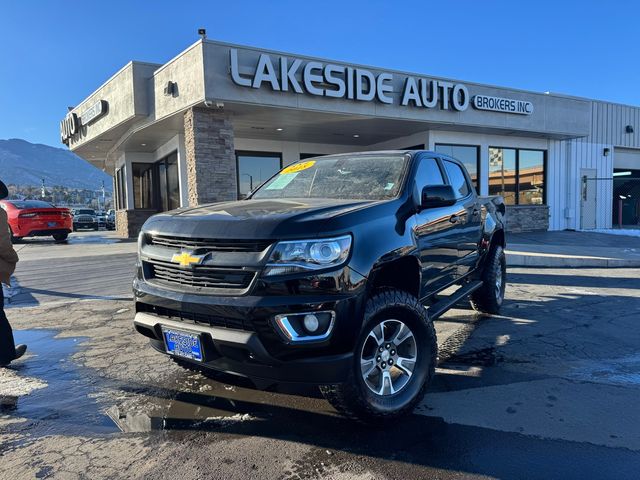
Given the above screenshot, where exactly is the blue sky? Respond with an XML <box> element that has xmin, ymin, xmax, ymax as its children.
<box><xmin>1</xmin><ymin>0</ymin><xmax>638</xmax><ymax>148</ymax></box>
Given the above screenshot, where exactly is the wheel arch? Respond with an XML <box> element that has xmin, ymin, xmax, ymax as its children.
<box><xmin>368</xmin><ymin>255</ymin><xmax>421</xmax><ymax>299</ymax></box>
<box><xmin>490</xmin><ymin>228</ymin><xmax>506</xmax><ymax>250</ymax></box>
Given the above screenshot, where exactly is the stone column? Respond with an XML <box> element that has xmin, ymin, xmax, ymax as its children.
<box><xmin>183</xmin><ymin>107</ymin><xmax>237</xmax><ymax>206</ymax></box>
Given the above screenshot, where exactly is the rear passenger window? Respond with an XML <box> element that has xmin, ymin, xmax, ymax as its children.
<box><xmin>415</xmin><ymin>158</ymin><xmax>444</xmax><ymax>189</ymax></box>
<box><xmin>443</xmin><ymin>160</ymin><xmax>470</xmax><ymax>199</ymax></box>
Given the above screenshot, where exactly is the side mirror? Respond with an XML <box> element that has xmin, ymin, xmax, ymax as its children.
<box><xmin>421</xmin><ymin>185</ymin><xmax>457</xmax><ymax>209</ymax></box>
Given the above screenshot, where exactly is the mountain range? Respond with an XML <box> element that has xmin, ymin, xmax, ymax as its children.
<box><xmin>0</xmin><ymin>138</ymin><xmax>112</xmax><ymax>191</ymax></box>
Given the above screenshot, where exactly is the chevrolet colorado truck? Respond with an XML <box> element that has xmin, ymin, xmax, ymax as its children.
<box><xmin>133</xmin><ymin>150</ymin><xmax>506</xmax><ymax>422</ymax></box>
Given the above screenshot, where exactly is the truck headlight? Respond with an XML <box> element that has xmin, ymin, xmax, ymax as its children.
<box><xmin>263</xmin><ymin>235</ymin><xmax>352</xmax><ymax>276</ymax></box>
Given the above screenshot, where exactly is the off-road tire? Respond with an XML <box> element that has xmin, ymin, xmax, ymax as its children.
<box><xmin>320</xmin><ymin>288</ymin><xmax>437</xmax><ymax>424</ymax></box>
<box><xmin>470</xmin><ymin>245</ymin><xmax>506</xmax><ymax>314</ymax></box>
<box><xmin>53</xmin><ymin>233</ymin><xmax>68</xmax><ymax>243</ymax></box>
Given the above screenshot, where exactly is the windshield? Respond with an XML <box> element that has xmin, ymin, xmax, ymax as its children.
<box><xmin>251</xmin><ymin>155</ymin><xmax>408</xmax><ymax>200</ymax></box>
<box><xmin>75</xmin><ymin>209</ymin><xmax>95</xmax><ymax>215</ymax></box>
<box><xmin>8</xmin><ymin>200</ymin><xmax>54</xmax><ymax>209</ymax></box>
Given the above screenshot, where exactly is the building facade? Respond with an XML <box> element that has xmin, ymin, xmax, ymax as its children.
<box><xmin>61</xmin><ymin>39</ymin><xmax>640</xmax><ymax>237</ymax></box>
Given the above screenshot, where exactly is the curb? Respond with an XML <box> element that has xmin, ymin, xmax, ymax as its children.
<box><xmin>506</xmin><ymin>251</ymin><xmax>640</xmax><ymax>268</ymax></box>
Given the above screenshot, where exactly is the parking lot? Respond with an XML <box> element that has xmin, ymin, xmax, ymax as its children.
<box><xmin>1</xmin><ymin>232</ymin><xmax>640</xmax><ymax>479</ymax></box>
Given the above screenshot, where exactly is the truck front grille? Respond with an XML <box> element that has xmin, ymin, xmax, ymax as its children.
<box><xmin>149</xmin><ymin>234</ymin><xmax>272</xmax><ymax>253</ymax></box>
<box><xmin>145</xmin><ymin>259</ymin><xmax>256</xmax><ymax>291</ymax></box>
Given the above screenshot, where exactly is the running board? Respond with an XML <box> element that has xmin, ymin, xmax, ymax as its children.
<box><xmin>427</xmin><ymin>281</ymin><xmax>483</xmax><ymax>320</ymax></box>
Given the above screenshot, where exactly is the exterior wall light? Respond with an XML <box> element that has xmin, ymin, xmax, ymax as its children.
<box><xmin>625</xmin><ymin>125</ymin><xmax>634</xmax><ymax>133</ymax></box>
<box><xmin>163</xmin><ymin>81</ymin><xmax>177</xmax><ymax>97</ymax></box>
<box><xmin>603</xmin><ymin>148</ymin><xmax>610</xmax><ymax>156</ymax></box>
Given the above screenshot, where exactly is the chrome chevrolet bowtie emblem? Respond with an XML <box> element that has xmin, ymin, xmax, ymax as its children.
<box><xmin>171</xmin><ymin>251</ymin><xmax>204</xmax><ymax>267</ymax></box>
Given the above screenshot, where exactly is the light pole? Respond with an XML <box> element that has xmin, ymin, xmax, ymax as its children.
<box><xmin>242</xmin><ymin>173</ymin><xmax>254</xmax><ymax>193</ymax></box>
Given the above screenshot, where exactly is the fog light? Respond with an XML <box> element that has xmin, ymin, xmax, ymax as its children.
<box><xmin>303</xmin><ymin>314</ymin><xmax>320</xmax><ymax>333</ymax></box>
<box><xmin>273</xmin><ymin>310</ymin><xmax>336</xmax><ymax>344</ymax></box>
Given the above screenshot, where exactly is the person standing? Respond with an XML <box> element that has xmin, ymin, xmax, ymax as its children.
<box><xmin>0</xmin><ymin>179</ymin><xmax>26</xmax><ymax>366</ymax></box>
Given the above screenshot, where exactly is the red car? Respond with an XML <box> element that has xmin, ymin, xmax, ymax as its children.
<box><xmin>0</xmin><ymin>200</ymin><xmax>72</xmax><ymax>243</ymax></box>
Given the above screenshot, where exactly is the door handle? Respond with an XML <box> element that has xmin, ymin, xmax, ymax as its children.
<box><xmin>449</xmin><ymin>215</ymin><xmax>459</xmax><ymax>223</ymax></box>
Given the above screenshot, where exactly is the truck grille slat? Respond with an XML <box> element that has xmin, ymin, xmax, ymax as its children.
<box><xmin>136</xmin><ymin>303</ymin><xmax>250</xmax><ymax>331</ymax></box>
<box><xmin>150</xmin><ymin>234</ymin><xmax>271</xmax><ymax>253</ymax></box>
<box><xmin>146</xmin><ymin>260</ymin><xmax>256</xmax><ymax>291</ymax></box>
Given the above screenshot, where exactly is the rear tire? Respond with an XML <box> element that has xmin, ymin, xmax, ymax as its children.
<box><xmin>53</xmin><ymin>233</ymin><xmax>69</xmax><ymax>243</ymax></box>
<box><xmin>470</xmin><ymin>245</ymin><xmax>506</xmax><ymax>314</ymax></box>
<box><xmin>320</xmin><ymin>288</ymin><xmax>437</xmax><ymax>424</ymax></box>
<box><xmin>9</xmin><ymin>227</ymin><xmax>22</xmax><ymax>244</ymax></box>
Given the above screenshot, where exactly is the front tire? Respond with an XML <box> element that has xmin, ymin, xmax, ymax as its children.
<box><xmin>320</xmin><ymin>288</ymin><xmax>437</xmax><ymax>423</ymax></box>
<box><xmin>470</xmin><ymin>245</ymin><xmax>506</xmax><ymax>314</ymax></box>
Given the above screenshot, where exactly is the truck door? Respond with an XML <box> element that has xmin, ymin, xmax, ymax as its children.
<box><xmin>413</xmin><ymin>156</ymin><xmax>459</xmax><ymax>296</ymax></box>
<box><xmin>441</xmin><ymin>159</ymin><xmax>483</xmax><ymax>276</ymax></box>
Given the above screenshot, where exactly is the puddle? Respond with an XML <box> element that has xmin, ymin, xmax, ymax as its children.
<box><xmin>105</xmin><ymin>365</ymin><xmax>328</xmax><ymax>433</ymax></box>
<box><xmin>1</xmin><ymin>330</ymin><xmax>118</xmax><ymax>437</ymax></box>
<box><xmin>67</xmin><ymin>235</ymin><xmax>119</xmax><ymax>245</ymax></box>
<box><xmin>1</xmin><ymin>330</ymin><xmax>333</xmax><ymax>437</ymax></box>
<box><xmin>568</xmin><ymin>354</ymin><xmax>640</xmax><ymax>386</ymax></box>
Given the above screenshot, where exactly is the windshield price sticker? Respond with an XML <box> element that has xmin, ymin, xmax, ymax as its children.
<box><xmin>281</xmin><ymin>161</ymin><xmax>315</xmax><ymax>175</ymax></box>
<box><xmin>266</xmin><ymin>172</ymin><xmax>298</xmax><ymax>190</ymax></box>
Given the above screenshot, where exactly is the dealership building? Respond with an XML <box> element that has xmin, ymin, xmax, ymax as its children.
<box><xmin>61</xmin><ymin>39</ymin><xmax>640</xmax><ymax>237</ymax></box>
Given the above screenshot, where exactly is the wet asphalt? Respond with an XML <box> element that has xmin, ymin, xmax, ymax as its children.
<box><xmin>1</xmin><ymin>232</ymin><xmax>639</xmax><ymax>479</ymax></box>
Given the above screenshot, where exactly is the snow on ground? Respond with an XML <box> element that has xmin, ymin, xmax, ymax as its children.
<box><xmin>0</xmin><ymin>367</ymin><xmax>47</xmax><ymax>397</ymax></box>
<box><xmin>590</xmin><ymin>228</ymin><xmax>640</xmax><ymax>238</ymax></box>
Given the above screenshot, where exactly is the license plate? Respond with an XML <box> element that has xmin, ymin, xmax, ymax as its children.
<box><xmin>48</xmin><ymin>222</ymin><xmax>57</xmax><ymax>227</ymax></box>
<box><xmin>161</xmin><ymin>327</ymin><xmax>203</xmax><ymax>362</ymax></box>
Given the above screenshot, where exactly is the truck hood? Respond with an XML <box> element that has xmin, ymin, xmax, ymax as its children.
<box><xmin>141</xmin><ymin>198</ymin><xmax>381</xmax><ymax>239</ymax></box>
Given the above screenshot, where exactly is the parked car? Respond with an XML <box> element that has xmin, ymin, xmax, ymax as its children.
<box><xmin>132</xmin><ymin>150</ymin><xmax>506</xmax><ymax>423</ymax></box>
<box><xmin>0</xmin><ymin>199</ymin><xmax>72</xmax><ymax>243</ymax></box>
<box><xmin>72</xmin><ymin>208</ymin><xmax>98</xmax><ymax>231</ymax></box>
<box><xmin>95</xmin><ymin>211</ymin><xmax>107</xmax><ymax>229</ymax></box>
<box><xmin>106</xmin><ymin>209</ymin><xmax>116</xmax><ymax>230</ymax></box>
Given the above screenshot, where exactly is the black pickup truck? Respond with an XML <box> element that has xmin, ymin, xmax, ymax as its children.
<box><xmin>133</xmin><ymin>150</ymin><xmax>506</xmax><ymax>422</ymax></box>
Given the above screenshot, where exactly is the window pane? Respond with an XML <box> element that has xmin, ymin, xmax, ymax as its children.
<box><xmin>132</xmin><ymin>163</ymin><xmax>155</xmax><ymax>209</ymax></box>
<box><xmin>443</xmin><ymin>160</ymin><xmax>470</xmax><ymax>199</ymax></box>
<box><xmin>166</xmin><ymin>153</ymin><xmax>180</xmax><ymax>210</ymax></box>
<box><xmin>435</xmin><ymin>144</ymin><xmax>478</xmax><ymax>190</ymax></box>
<box><xmin>489</xmin><ymin>148</ymin><xmax>517</xmax><ymax>205</ymax></box>
<box><xmin>518</xmin><ymin>150</ymin><xmax>544</xmax><ymax>205</ymax></box>
<box><xmin>415</xmin><ymin>157</ymin><xmax>444</xmax><ymax>190</ymax></box>
<box><xmin>115</xmin><ymin>168</ymin><xmax>126</xmax><ymax>210</ymax></box>
<box><xmin>237</xmin><ymin>154</ymin><xmax>281</xmax><ymax>199</ymax></box>
<box><xmin>158</xmin><ymin>162</ymin><xmax>167</xmax><ymax>211</ymax></box>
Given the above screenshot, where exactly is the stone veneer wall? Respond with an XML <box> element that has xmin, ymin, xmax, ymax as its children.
<box><xmin>115</xmin><ymin>209</ymin><xmax>157</xmax><ymax>238</ymax></box>
<box><xmin>183</xmin><ymin>107</ymin><xmax>237</xmax><ymax>206</ymax></box>
<box><xmin>506</xmin><ymin>205</ymin><xmax>549</xmax><ymax>232</ymax></box>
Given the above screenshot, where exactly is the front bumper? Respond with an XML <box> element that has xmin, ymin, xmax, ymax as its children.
<box><xmin>133</xmin><ymin>271</ymin><xmax>366</xmax><ymax>385</ymax></box>
<box><xmin>74</xmin><ymin>221</ymin><xmax>98</xmax><ymax>229</ymax></box>
<box><xmin>134</xmin><ymin>311</ymin><xmax>353</xmax><ymax>384</ymax></box>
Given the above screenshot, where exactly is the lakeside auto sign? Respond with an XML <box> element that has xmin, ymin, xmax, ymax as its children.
<box><xmin>60</xmin><ymin>100</ymin><xmax>108</xmax><ymax>145</ymax></box>
<box><xmin>229</xmin><ymin>49</ymin><xmax>533</xmax><ymax>115</ymax></box>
